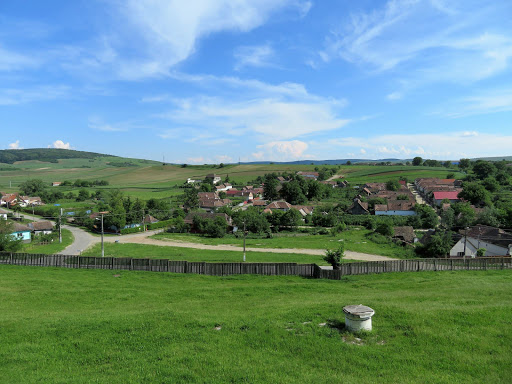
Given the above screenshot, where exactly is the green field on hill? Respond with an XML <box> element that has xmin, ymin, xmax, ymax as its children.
<box><xmin>1</xmin><ymin>266</ymin><xmax>510</xmax><ymax>383</ymax></box>
<box><xmin>0</xmin><ymin>153</ymin><xmax>463</xmax><ymax>201</ymax></box>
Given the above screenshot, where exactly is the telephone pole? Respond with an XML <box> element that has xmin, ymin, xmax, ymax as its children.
<box><xmin>101</xmin><ymin>212</ymin><xmax>105</xmax><ymax>257</ymax></box>
<box><xmin>59</xmin><ymin>208</ymin><xmax>63</xmax><ymax>243</ymax></box>
<box><xmin>243</xmin><ymin>221</ymin><xmax>246</xmax><ymax>262</ymax></box>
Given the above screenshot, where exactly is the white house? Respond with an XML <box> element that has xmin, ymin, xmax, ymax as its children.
<box><xmin>205</xmin><ymin>174</ymin><xmax>222</xmax><ymax>184</ymax></box>
<box><xmin>450</xmin><ymin>225</ymin><xmax>512</xmax><ymax>257</ymax></box>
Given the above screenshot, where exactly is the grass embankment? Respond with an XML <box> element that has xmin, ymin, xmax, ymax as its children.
<box><xmin>0</xmin><ymin>266</ymin><xmax>510</xmax><ymax>383</ymax></box>
<box><xmin>151</xmin><ymin>228</ymin><xmax>415</xmax><ymax>258</ymax></box>
<box><xmin>22</xmin><ymin>229</ymin><xmax>74</xmax><ymax>254</ymax></box>
<box><xmin>82</xmin><ymin>243</ymin><xmax>329</xmax><ymax>264</ymax></box>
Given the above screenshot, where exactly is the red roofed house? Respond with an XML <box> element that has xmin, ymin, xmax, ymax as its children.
<box><xmin>433</xmin><ymin>191</ymin><xmax>460</xmax><ymax>206</ymax></box>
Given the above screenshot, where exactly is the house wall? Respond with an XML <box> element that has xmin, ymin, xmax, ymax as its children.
<box><xmin>450</xmin><ymin>237</ymin><xmax>511</xmax><ymax>257</ymax></box>
<box><xmin>0</xmin><ymin>214</ymin><xmax>6</xmax><ymax>220</ymax></box>
<box><xmin>11</xmin><ymin>231</ymin><xmax>31</xmax><ymax>242</ymax></box>
<box><xmin>375</xmin><ymin>210</ymin><xmax>416</xmax><ymax>216</ymax></box>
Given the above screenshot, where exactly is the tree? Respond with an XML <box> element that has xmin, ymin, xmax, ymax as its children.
<box><xmin>323</xmin><ymin>245</ymin><xmax>344</xmax><ymax>270</ymax></box>
<box><xmin>280</xmin><ymin>181</ymin><xmax>307</xmax><ymax>205</ymax></box>
<box><xmin>459</xmin><ymin>158</ymin><xmax>471</xmax><ymax>171</ymax></box>
<box><xmin>0</xmin><ymin>221</ymin><xmax>23</xmax><ymax>252</ymax></box>
<box><xmin>386</xmin><ymin>180</ymin><xmax>400</xmax><ymax>191</ymax></box>
<box><xmin>440</xmin><ymin>207</ymin><xmax>455</xmax><ymax>229</ymax></box>
<box><xmin>20</xmin><ymin>179</ymin><xmax>46</xmax><ymax>196</ymax></box>
<box><xmin>280</xmin><ymin>208</ymin><xmax>302</xmax><ymax>228</ymax></box>
<box><xmin>376</xmin><ymin>222</ymin><xmax>394</xmax><ymax>237</ymax></box>
<box><xmin>482</xmin><ymin>177</ymin><xmax>499</xmax><ymax>192</ymax></box>
<box><xmin>414</xmin><ymin>204</ymin><xmax>439</xmax><ymax>228</ymax></box>
<box><xmin>476</xmin><ymin>248</ymin><xmax>486</xmax><ymax>257</ymax></box>
<box><xmin>183</xmin><ymin>188</ymin><xmax>199</xmax><ymax>210</ymax></box>
<box><xmin>415</xmin><ymin>231</ymin><xmax>453</xmax><ymax>258</ymax></box>
<box><xmin>263</xmin><ymin>175</ymin><xmax>279</xmax><ymax>201</ymax></box>
<box><xmin>472</xmin><ymin>160</ymin><xmax>496</xmax><ymax>180</ymax></box>
<box><xmin>443</xmin><ymin>161</ymin><xmax>452</xmax><ymax>168</ymax></box>
<box><xmin>76</xmin><ymin>188</ymin><xmax>89</xmax><ymax>202</ymax></box>
<box><xmin>458</xmin><ymin>182</ymin><xmax>491</xmax><ymax>206</ymax></box>
<box><xmin>412</xmin><ymin>157</ymin><xmax>423</xmax><ymax>166</ymax></box>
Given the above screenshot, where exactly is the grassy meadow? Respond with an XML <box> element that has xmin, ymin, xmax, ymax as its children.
<box><xmin>0</xmin><ymin>155</ymin><xmax>462</xmax><ymax>200</ymax></box>
<box><xmin>151</xmin><ymin>228</ymin><xmax>415</xmax><ymax>258</ymax></box>
<box><xmin>0</xmin><ymin>266</ymin><xmax>510</xmax><ymax>383</ymax></box>
<box><xmin>22</xmin><ymin>229</ymin><xmax>74</xmax><ymax>255</ymax></box>
<box><xmin>82</xmin><ymin>242</ymin><xmax>329</xmax><ymax>264</ymax></box>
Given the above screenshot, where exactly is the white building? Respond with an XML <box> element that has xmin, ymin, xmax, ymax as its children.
<box><xmin>450</xmin><ymin>225</ymin><xmax>512</xmax><ymax>257</ymax></box>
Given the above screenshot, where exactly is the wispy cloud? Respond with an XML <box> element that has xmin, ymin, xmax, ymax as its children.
<box><xmin>101</xmin><ymin>0</ymin><xmax>311</xmax><ymax>79</ymax></box>
<box><xmin>433</xmin><ymin>88</ymin><xmax>512</xmax><ymax>117</ymax></box>
<box><xmin>255</xmin><ymin>140</ymin><xmax>312</xmax><ymax>161</ymax></box>
<box><xmin>87</xmin><ymin>116</ymin><xmax>135</xmax><ymax>132</ymax></box>
<box><xmin>152</xmin><ymin>74</ymin><xmax>349</xmax><ymax>143</ymax></box>
<box><xmin>322</xmin><ymin>0</ymin><xmax>512</xmax><ymax>90</ymax></box>
<box><xmin>234</xmin><ymin>44</ymin><xmax>276</xmax><ymax>70</ymax></box>
<box><xmin>0</xmin><ymin>85</ymin><xmax>70</xmax><ymax>105</ymax></box>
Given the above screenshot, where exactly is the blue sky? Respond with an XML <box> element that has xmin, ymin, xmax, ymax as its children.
<box><xmin>1</xmin><ymin>0</ymin><xmax>512</xmax><ymax>163</ymax></box>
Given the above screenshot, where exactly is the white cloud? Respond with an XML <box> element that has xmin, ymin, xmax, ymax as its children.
<box><xmin>50</xmin><ymin>140</ymin><xmax>71</xmax><ymax>149</ymax></box>
<box><xmin>187</xmin><ymin>156</ymin><xmax>205</xmax><ymax>164</ymax></box>
<box><xmin>8</xmin><ymin>140</ymin><xmax>22</xmax><ymax>149</ymax></box>
<box><xmin>256</xmin><ymin>140</ymin><xmax>311</xmax><ymax>161</ymax></box>
<box><xmin>234</xmin><ymin>44</ymin><xmax>275</xmax><ymax>70</ymax></box>
<box><xmin>154</xmin><ymin>75</ymin><xmax>349</xmax><ymax>143</ymax></box>
<box><xmin>104</xmin><ymin>0</ymin><xmax>311</xmax><ymax>79</ymax></box>
<box><xmin>360</xmin><ymin>148</ymin><xmax>366</xmax><ymax>154</ymax></box>
<box><xmin>328</xmin><ymin>131</ymin><xmax>512</xmax><ymax>159</ymax></box>
<box><xmin>0</xmin><ymin>45</ymin><xmax>39</xmax><ymax>71</ymax></box>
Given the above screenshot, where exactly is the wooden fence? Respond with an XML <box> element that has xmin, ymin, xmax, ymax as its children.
<box><xmin>0</xmin><ymin>252</ymin><xmax>510</xmax><ymax>279</ymax></box>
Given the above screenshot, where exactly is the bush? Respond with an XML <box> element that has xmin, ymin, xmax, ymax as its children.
<box><xmin>323</xmin><ymin>245</ymin><xmax>345</xmax><ymax>270</ymax></box>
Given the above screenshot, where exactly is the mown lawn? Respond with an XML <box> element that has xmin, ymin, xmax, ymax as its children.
<box><xmin>82</xmin><ymin>242</ymin><xmax>330</xmax><ymax>264</ymax></box>
<box><xmin>151</xmin><ymin>228</ymin><xmax>415</xmax><ymax>258</ymax></box>
<box><xmin>0</xmin><ymin>266</ymin><xmax>510</xmax><ymax>383</ymax></box>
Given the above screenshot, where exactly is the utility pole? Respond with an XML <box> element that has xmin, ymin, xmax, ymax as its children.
<box><xmin>101</xmin><ymin>212</ymin><xmax>105</xmax><ymax>257</ymax></box>
<box><xmin>243</xmin><ymin>221</ymin><xmax>246</xmax><ymax>262</ymax></box>
<box><xmin>463</xmin><ymin>227</ymin><xmax>468</xmax><ymax>261</ymax></box>
<box><xmin>142</xmin><ymin>209</ymin><xmax>146</xmax><ymax>231</ymax></box>
<box><xmin>59</xmin><ymin>208</ymin><xmax>63</xmax><ymax>243</ymax></box>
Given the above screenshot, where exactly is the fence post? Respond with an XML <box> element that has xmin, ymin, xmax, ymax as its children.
<box><xmin>433</xmin><ymin>259</ymin><xmax>437</xmax><ymax>271</ymax></box>
<box><xmin>130</xmin><ymin>258</ymin><xmax>133</xmax><ymax>270</ymax></box>
<box><xmin>77</xmin><ymin>256</ymin><xmax>81</xmax><ymax>269</ymax></box>
<box><xmin>10</xmin><ymin>253</ymin><xmax>13</xmax><ymax>265</ymax></box>
<box><xmin>502</xmin><ymin>257</ymin><xmax>505</xmax><ymax>270</ymax></box>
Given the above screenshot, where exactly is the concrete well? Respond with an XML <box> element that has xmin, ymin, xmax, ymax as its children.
<box><xmin>343</xmin><ymin>305</ymin><xmax>375</xmax><ymax>332</ymax></box>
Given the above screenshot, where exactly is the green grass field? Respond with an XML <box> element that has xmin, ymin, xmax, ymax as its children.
<box><xmin>0</xmin><ymin>266</ymin><xmax>510</xmax><ymax>383</ymax></box>
<box><xmin>82</xmin><ymin>242</ymin><xmax>329</xmax><ymax>264</ymax></box>
<box><xmin>151</xmin><ymin>228</ymin><xmax>415</xmax><ymax>258</ymax></box>
<box><xmin>22</xmin><ymin>229</ymin><xmax>74</xmax><ymax>255</ymax></box>
<box><xmin>0</xmin><ymin>156</ymin><xmax>465</xmax><ymax>201</ymax></box>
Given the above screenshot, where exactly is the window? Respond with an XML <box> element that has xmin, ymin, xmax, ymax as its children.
<box><xmin>457</xmin><ymin>251</ymin><xmax>465</xmax><ymax>257</ymax></box>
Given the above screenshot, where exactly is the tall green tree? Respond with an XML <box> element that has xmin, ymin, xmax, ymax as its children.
<box><xmin>263</xmin><ymin>174</ymin><xmax>279</xmax><ymax>201</ymax></box>
<box><xmin>412</xmin><ymin>157</ymin><xmax>423</xmax><ymax>166</ymax></box>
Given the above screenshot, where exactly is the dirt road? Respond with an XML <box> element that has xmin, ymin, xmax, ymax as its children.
<box><xmin>105</xmin><ymin>232</ymin><xmax>398</xmax><ymax>261</ymax></box>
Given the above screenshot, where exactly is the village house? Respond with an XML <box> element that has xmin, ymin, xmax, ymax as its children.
<box><xmin>187</xmin><ymin>178</ymin><xmax>203</xmax><ymax>184</ymax></box>
<box><xmin>293</xmin><ymin>205</ymin><xmax>314</xmax><ymax>217</ymax></box>
<box><xmin>215</xmin><ymin>183</ymin><xmax>233</xmax><ymax>192</ymax></box>
<box><xmin>392</xmin><ymin>226</ymin><xmax>417</xmax><ymax>245</ymax></box>
<box><xmin>347</xmin><ymin>199</ymin><xmax>369</xmax><ymax>215</ymax></box>
<box><xmin>28</xmin><ymin>221</ymin><xmax>54</xmax><ymax>235</ymax></box>
<box><xmin>205</xmin><ymin>174</ymin><xmax>222</xmax><ymax>185</ymax></box>
<box><xmin>374</xmin><ymin>201</ymin><xmax>416</xmax><ymax>216</ymax></box>
<box><xmin>450</xmin><ymin>225</ymin><xmax>512</xmax><ymax>257</ymax></box>
<box><xmin>296</xmin><ymin>171</ymin><xmax>319</xmax><ymax>180</ymax></box>
<box><xmin>1</xmin><ymin>194</ymin><xmax>17</xmax><ymax>207</ymax></box>
<box><xmin>11</xmin><ymin>222</ymin><xmax>32</xmax><ymax>243</ymax></box>
<box><xmin>52</xmin><ymin>182</ymin><xmax>62</xmax><ymax>187</ymax></box>
<box><xmin>265</xmin><ymin>201</ymin><xmax>293</xmax><ymax>212</ymax></box>
<box><xmin>433</xmin><ymin>191</ymin><xmax>460</xmax><ymax>206</ymax></box>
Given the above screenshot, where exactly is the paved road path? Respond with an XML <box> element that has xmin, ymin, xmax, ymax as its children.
<box><xmin>59</xmin><ymin>225</ymin><xmax>98</xmax><ymax>255</ymax></box>
<box><xmin>104</xmin><ymin>231</ymin><xmax>398</xmax><ymax>261</ymax></box>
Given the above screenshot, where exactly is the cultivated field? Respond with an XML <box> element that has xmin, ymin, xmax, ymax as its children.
<box><xmin>0</xmin><ymin>156</ymin><xmax>462</xmax><ymax>200</ymax></box>
<box><xmin>0</xmin><ymin>266</ymin><xmax>510</xmax><ymax>383</ymax></box>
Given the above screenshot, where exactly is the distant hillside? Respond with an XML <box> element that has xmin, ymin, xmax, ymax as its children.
<box><xmin>0</xmin><ymin>148</ymin><xmax>111</xmax><ymax>164</ymax></box>
<box><xmin>240</xmin><ymin>158</ymin><xmax>405</xmax><ymax>165</ymax></box>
